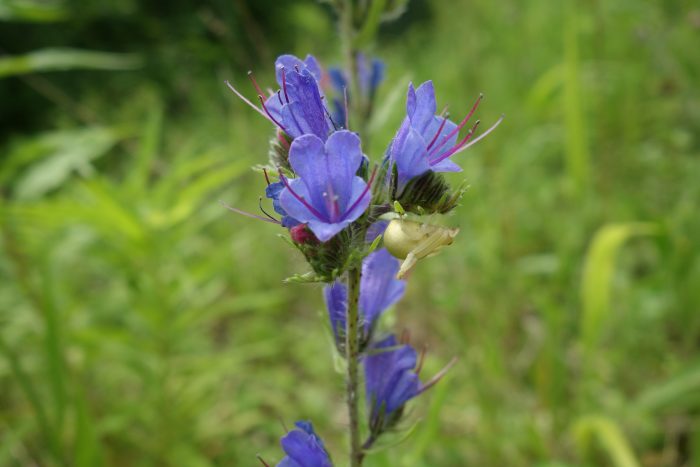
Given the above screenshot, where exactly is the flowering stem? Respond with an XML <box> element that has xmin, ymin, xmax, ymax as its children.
<box><xmin>345</xmin><ymin>264</ymin><xmax>363</xmax><ymax>466</ymax></box>
<box><xmin>340</xmin><ymin>0</ymin><xmax>361</xmax><ymax>131</ymax></box>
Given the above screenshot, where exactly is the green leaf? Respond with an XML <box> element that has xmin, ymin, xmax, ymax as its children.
<box><xmin>572</xmin><ymin>415</ymin><xmax>640</xmax><ymax>467</ymax></box>
<box><xmin>635</xmin><ymin>362</ymin><xmax>700</xmax><ymax>413</ymax></box>
<box><xmin>12</xmin><ymin>127</ymin><xmax>122</xmax><ymax>199</ymax></box>
<box><xmin>0</xmin><ymin>48</ymin><xmax>142</xmax><ymax>78</ymax></box>
<box><xmin>0</xmin><ymin>0</ymin><xmax>66</xmax><ymax>22</ymax></box>
<box><xmin>580</xmin><ymin>222</ymin><xmax>658</xmax><ymax>350</ymax></box>
<box><xmin>563</xmin><ymin>0</ymin><xmax>589</xmax><ymax>194</ymax></box>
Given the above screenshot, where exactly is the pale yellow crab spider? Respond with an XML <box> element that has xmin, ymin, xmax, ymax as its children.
<box><xmin>383</xmin><ymin>218</ymin><xmax>460</xmax><ymax>279</ymax></box>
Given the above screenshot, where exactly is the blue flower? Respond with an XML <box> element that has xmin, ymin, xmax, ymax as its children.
<box><xmin>327</xmin><ymin>54</ymin><xmax>385</xmax><ymax>125</ymax></box>
<box><xmin>279</xmin><ymin>130</ymin><xmax>372</xmax><ymax>242</ymax></box>
<box><xmin>324</xmin><ymin>247</ymin><xmax>406</xmax><ymax>346</ymax></box>
<box><xmin>364</xmin><ymin>335</ymin><xmax>423</xmax><ymax>431</ymax></box>
<box><xmin>226</xmin><ymin>54</ymin><xmax>334</xmax><ymax>141</ymax></box>
<box><xmin>364</xmin><ymin>335</ymin><xmax>457</xmax><ymax>433</ymax></box>
<box><xmin>357</xmin><ymin>53</ymin><xmax>385</xmax><ymax>99</ymax></box>
<box><xmin>265</xmin><ymin>181</ymin><xmax>301</xmax><ymax>228</ymax></box>
<box><xmin>277</xmin><ymin>420</ymin><xmax>332</xmax><ymax>467</ymax></box>
<box><xmin>387</xmin><ymin>81</ymin><xmax>503</xmax><ymax>188</ymax></box>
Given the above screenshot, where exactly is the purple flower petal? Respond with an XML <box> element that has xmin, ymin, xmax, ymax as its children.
<box><xmin>324</xmin><ymin>282</ymin><xmax>347</xmax><ymax>341</ymax></box>
<box><xmin>275</xmin><ymin>54</ymin><xmax>322</xmax><ymax>85</ymax></box>
<box><xmin>278</xmin><ymin>421</ymin><xmax>332</xmax><ymax>467</ymax></box>
<box><xmin>360</xmin><ymin>249</ymin><xmax>406</xmax><ymax>328</ymax></box>
<box><xmin>408</xmin><ymin>81</ymin><xmax>437</xmax><ymax>135</ymax></box>
<box><xmin>390</xmin><ymin>120</ymin><xmax>431</xmax><ymax>185</ymax></box>
<box><xmin>430</xmin><ymin>158</ymin><xmax>462</xmax><ymax>173</ymax></box>
<box><xmin>281</xmin><ymin>69</ymin><xmax>330</xmax><ymax>140</ymax></box>
<box><xmin>365</xmin><ymin>220</ymin><xmax>389</xmax><ymax>243</ymax></box>
<box><xmin>364</xmin><ymin>335</ymin><xmax>422</xmax><ymax>421</ymax></box>
<box><xmin>280</xmin><ymin>131</ymin><xmax>369</xmax><ymax>242</ymax></box>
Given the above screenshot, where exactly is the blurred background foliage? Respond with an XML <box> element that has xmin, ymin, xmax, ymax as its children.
<box><xmin>1</xmin><ymin>0</ymin><xmax>699</xmax><ymax>465</ymax></box>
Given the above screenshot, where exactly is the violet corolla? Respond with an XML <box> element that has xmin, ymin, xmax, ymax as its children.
<box><xmin>278</xmin><ymin>130</ymin><xmax>373</xmax><ymax>242</ymax></box>
<box><xmin>387</xmin><ymin>80</ymin><xmax>503</xmax><ymax>188</ymax></box>
<box><xmin>276</xmin><ymin>421</ymin><xmax>332</xmax><ymax>467</ymax></box>
<box><xmin>324</xmin><ymin>248</ymin><xmax>406</xmax><ymax>348</ymax></box>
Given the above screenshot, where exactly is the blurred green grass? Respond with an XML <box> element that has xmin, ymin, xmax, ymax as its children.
<box><xmin>1</xmin><ymin>0</ymin><xmax>700</xmax><ymax>465</ymax></box>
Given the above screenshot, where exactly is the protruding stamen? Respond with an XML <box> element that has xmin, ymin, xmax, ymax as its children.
<box><xmin>430</xmin><ymin>119</ymin><xmax>480</xmax><ymax>165</ymax></box>
<box><xmin>340</xmin><ymin>165</ymin><xmax>377</xmax><ymax>222</ymax></box>
<box><xmin>446</xmin><ymin>114</ymin><xmax>504</xmax><ymax>158</ymax></box>
<box><xmin>415</xmin><ymin>346</ymin><xmax>427</xmax><ymax>376</ymax></box>
<box><xmin>399</xmin><ymin>328</ymin><xmax>411</xmax><ymax>345</ymax></box>
<box><xmin>429</xmin><ymin>93</ymin><xmax>483</xmax><ymax>157</ymax></box>
<box><xmin>220</xmin><ymin>200</ymin><xmax>280</xmax><ymax>224</ymax></box>
<box><xmin>324</xmin><ymin>105</ymin><xmax>339</xmax><ymax>131</ymax></box>
<box><xmin>256</xmin><ymin>455</ymin><xmax>270</xmax><ymax>467</ymax></box>
<box><xmin>281</xmin><ymin>67</ymin><xmax>290</xmax><ymax>103</ymax></box>
<box><xmin>258</xmin><ymin>197</ymin><xmax>279</xmax><ymax>222</ymax></box>
<box><xmin>225</xmin><ymin>80</ymin><xmax>270</xmax><ymax>121</ymax></box>
<box><xmin>420</xmin><ymin>356</ymin><xmax>458</xmax><ymax>393</ymax></box>
<box><xmin>277</xmin><ymin>90</ymin><xmax>284</xmax><ymax>106</ymax></box>
<box><xmin>259</xmin><ymin>95</ymin><xmax>286</xmax><ymax>131</ymax></box>
<box><xmin>426</xmin><ymin>114</ymin><xmax>449</xmax><ymax>151</ymax></box>
<box><xmin>263</xmin><ymin>168</ymin><xmax>271</xmax><ymax>185</ymax></box>
<box><xmin>247</xmin><ymin>70</ymin><xmax>265</xmax><ymax>98</ymax></box>
<box><xmin>278</xmin><ymin>171</ymin><xmax>328</xmax><ymax>222</ymax></box>
<box><xmin>279</xmin><ymin>418</ymin><xmax>289</xmax><ymax>434</ymax></box>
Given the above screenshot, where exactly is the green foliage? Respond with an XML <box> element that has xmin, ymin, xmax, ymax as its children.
<box><xmin>573</xmin><ymin>415</ymin><xmax>640</xmax><ymax>467</ymax></box>
<box><xmin>579</xmin><ymin>223</ymin><xmax>659</xmax><ymax>352</ymax></box>
<box><xmin>1</xmin><ymin>0</ymin><xmax>699</xmax><ymax>465</ymax></box>
<box><xmin>0</xmin><ymin>48</ymin><xmax>142</xmax><ymax>78</ymax></box>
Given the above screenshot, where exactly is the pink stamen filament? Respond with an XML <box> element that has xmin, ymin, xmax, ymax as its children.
<box><xmin>430</xmin><ymin>120</ymin><xmax>480</xmax><ymax>166</ymax></box>
<box><xmin>419</xmin><ymin>356</ymin><xmax>458</xmax><ymax>394</ymax></box>
<box><xmin>325</xmin><ymin>182</ymin><xmax>340</xmax><ymax>220</ymax></box>
<box><xmin>340</xmin><ymin>165</ymin><xmax>377</xmax><ymax>222</ymax></box>
<box><xmin>225</xmin><ymin>80</ymin><xmax>270</xmax><ymax>121</ymax></box>
<box><xmin>444</xmin><ymin>114</ymin><xmax>505</xmax><ymax>159</ymax></box>
<box><xmin>415</xmin><ymin>346</ymin><xmax>427</xmax><ymax>376</ymax></box>
<box><xmin>426</xmin><ymin>113</ymin><xmax>449</xmax><ymax>151</ymax></box>
<box><xmin>277</xmin><ymin>90</ymin><xmax>283</xmax><ymax>106</ymax></box>
<box><xmin>247</xmin><ymin>71</ymin><xmax>265</xmax><ymax>97</ymax></box>
<box><xmin>259</xmin><ymin>95</ymin><xmax>286</xmax><ymax>131</ymax></box>
<box><xmin>429</xmin><ymin>94</ymin><xmax>483</xmax><ymax>158</ymax></box>
<box><xmin>220</xmin><ymin>200</ymin><xmax>280</xmax><ymax>224</ymax></box>
<box><xmin>278</xmin><ymin>172</ymin><xmax>328</xmax><ymax>222</ymax></box>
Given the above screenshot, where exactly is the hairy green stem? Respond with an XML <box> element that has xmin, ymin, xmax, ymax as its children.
<box><xmin>345</xmin><ymin>265</ymin><xmax>363</xmax><ymax>466</ymax></box>
<box><xmin>340</xmin><ymin>1</ymin><xmax>372</xmax><ymax>464</ymax></box>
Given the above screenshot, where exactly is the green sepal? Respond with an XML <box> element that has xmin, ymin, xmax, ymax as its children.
<box><xmin>268</xmin><ymin>130</ymin><xmax>292</xmax><ymax>171</ymax></box>
<box><xmin>395</xmin><ymin>171</ymin><xmax>467</xmax><ymax>215</ymax></box>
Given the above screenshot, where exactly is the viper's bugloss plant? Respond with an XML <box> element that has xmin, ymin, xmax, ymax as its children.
<box><xmin>224</xmin><ymin>3</ymin><xmax>502</xmax><ymax>465</ymax></box>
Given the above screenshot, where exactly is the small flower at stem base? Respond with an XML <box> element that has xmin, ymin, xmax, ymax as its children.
<box><xmin>277</xmin><ymin>420</ymin><xmax>333</xmax><ymax>467</ymax></box>
<box><xmin>364</xmin><ymin>335</ymin><xmax>456</xmax><ymax>437</ymax></box>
